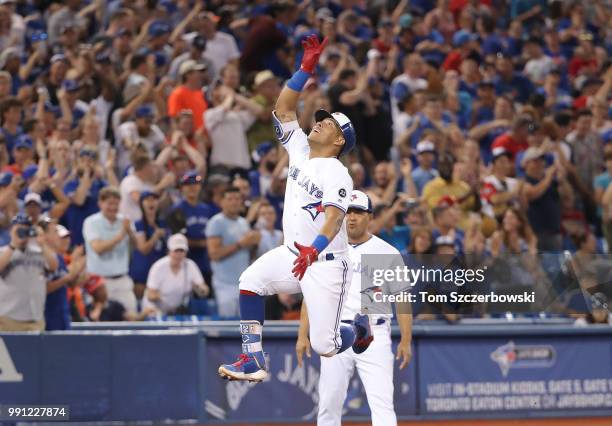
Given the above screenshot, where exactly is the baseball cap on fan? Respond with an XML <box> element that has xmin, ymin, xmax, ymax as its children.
<box><xmin>179</xmin><ymin>59</ymin><xmax>207</xmax><ymax>77</ymax></box>
<box><xmin>314</xmin><ymin>109</ymin><xmax>356</xmax><ymax>155</ymax></box>
<box><xmin>167</xmin><ymin>233</ymin><xmax>189</xmax><ymax>252</ymax></box>
<box><xmin>348</xmin><ymin>190</ymin><xmax>373</xmax><ymax>213</ymax></box>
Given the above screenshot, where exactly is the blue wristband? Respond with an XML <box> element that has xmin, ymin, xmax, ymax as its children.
<box><xmin>311</xmin><ymin>235</ymin><xmax>329</xmax><ymax>253</ymax></box>
<box><xmin>286</xmin><ymin>69</ymin><xmax>310</xmax><ymax>92</ymax></box>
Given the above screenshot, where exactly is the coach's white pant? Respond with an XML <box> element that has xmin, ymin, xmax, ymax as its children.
<box><xmin>212</xmin><ymin>280</ymin><xmax>240</xmax><ymax>318</ymax></box>
<box><xmin>318</xmin><ymin>322</ymin><xmax>396</xmax><ymax>426</ymax></box>
<box><xmin>104</xmin><ymin>275</ymin><xmax>137</xmax><ymax>314</ymax></box>
<box><xmin>240</xmin><ymin>245</ymin><xmax>351</xmax><ymax>356</ymax></box>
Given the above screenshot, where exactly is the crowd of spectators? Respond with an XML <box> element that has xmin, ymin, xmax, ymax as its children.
<box><xmin>0</xmin><ymin>0</ymin><xmax>610</xmax><ymax>331</ymax></box>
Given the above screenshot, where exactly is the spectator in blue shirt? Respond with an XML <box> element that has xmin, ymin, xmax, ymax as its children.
<box><xmin>412</xmin><ymin>140</ymin><xmax>438</xmax><ymax>195</ymax></box>
<box><xmin>45</xmin><ymin>224</ymin><xmax>85</xmax><ymax>330</ymax></box>
<box><xmin>0</xmin><ymin>97</ymin><xmax>22</xmax><ymax>154</ymax></box>
<box><xmin>62</xmin><ymin>147</ymin><xmax>107</xmax><ymax>247</ymax></box>
<box><xmin>129</xmin><ymin>191</ymin><xmax>169</xmax><ymax>304</ymax></box>
<box><xmin>167</xmin><ymin>171</ymin><xmax>215</xmax><ymax>284</ymax></box>
<box><xmin>206</xmin><ymin>186</ymin><xmax>260</xmax><ymax>318</ymax></box>
<box><xmin>493</xmin><ymin>54</ymin><xmax>534</xmax><ymax>104</ymax></box>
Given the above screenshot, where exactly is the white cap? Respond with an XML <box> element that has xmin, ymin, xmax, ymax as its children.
<box><xmin>24</xmin><ymin>192</ymin><xmax>42</xmax><ymax>206</ymax></box>
<box><xmin>167</xmin><ymin>233</ymin><xmax>189</xmax><ymax>252</ymax></box>
<box><xmin>416</xmin><ymin>140</ymin><xmax>435</xmax><ymax>154</ymax></box>
<box><xmin>348</xmin><ymin>190</ymin><xmax>372</xmax><ymax>212</ymax></box>
<box><xmin>179</xmin><ymin>59</ymin><xmax>206</xmax><ymax>77</ymax></box>
<box><xmin>56</xmin><ymin>224</ymin><xmax>70</xmax><ymax>238</ymax></box>
<box><xmin>367</xmin><ymin>48</ymin><xmax>381</xmax><ymax>61</ymax></box>
<box><xmin>253</xmin><ymin>70</ymin><xmax>276</xmax><ymax>88</ymax></box>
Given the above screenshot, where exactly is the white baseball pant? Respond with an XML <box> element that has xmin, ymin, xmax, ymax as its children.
<box><xmin>317</xmin><ymin>321</ymin><xmax>396</xmax><ymax>426</ymax></box>
<box><xmin>240</xmin><ymin>245</ymin><xmax>352</xmax><ymax>356</ymax></box>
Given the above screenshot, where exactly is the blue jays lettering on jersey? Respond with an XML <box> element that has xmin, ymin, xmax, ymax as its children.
<box><xmin>273</xmin><ymin>112</ymin><xmax>353</xmax><ymax>253</ymax></box>
<box><xmin>129</xmin><ymin>219</ymin><xmax>169</xmax><ymax>284</ymax></box>
<box><xmin>172</xmin><ymin>199</ymin><xmax>214</xmax><ymax>275</ymax></box>
<box><xmin>45</xmin><ymin>254</ymin><xmax>71</xmax><ymax>330</ymax></box>
<box><xmin>62</xmin><ymin>178</ymin><xmax>107</xmax><ymax>246</ymax></box>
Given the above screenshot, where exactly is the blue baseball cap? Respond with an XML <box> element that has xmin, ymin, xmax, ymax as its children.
<box><xmin>314</xmin><ymin>109</ymin><xmax>356</xmax><ymax>156</ymax></box>
<box><xmin>453</xmin><ymin>30</ymin><xmax>476</xmax><ymax>47</ymax></box>
<box><xmin>148</xmin><ymin>20</ymin><xmax>171</xmax><ymax>38</ymax></box>
<box><xmin>95</xmin><ymin>51</ymin><xmax>111</xmax><ymax>63</ymax></box>
<box><xmin>179</xmin><ymin>170</ymin><xmax>203</xmax><ymax>186</ymax></box>
<box><xmin>50</xmin><ymin>53</ymin><xmax>68</xmax><ymax>64</ymax></box>
<box><xmin>159</xmin><ymin>0</ymin><xmax>178</xmax><ymax>14</ymax></box>
<box><xmin>44</xmin><ymin>101</ymin><xmax>61</xmax><ymax>117</ymax></box>
<box><xmin>30</xmin><ymin>31</ymin><xmax>48</xmax><ymax>43</ymax></box>
<box><xmin>253</xmin><ymin>141</ymin><xmax>274</xmax><ymax>162</ymax></box>
<box><xmin>14</xmin><ymin>135</ymin><xmax>33</xmax><ymax>150</ymax></box>
<box><xmin>62</xmin><ymin>79</ymin><xmax>81</xmax><ymax>92</ymax></box>
<box><xmin>139</xmin><ymin>190</ymin><xmax>159</xmax><ymax>202</ymax></box>
<box><xmin>22</xmin><ymin>164</ymin><xmax>38</xmax><ymax>180</ymax></box>
<box><xmin>0</xmin><ymin>171</ymin><xmax>13</xmax><ymax>186</ymax></box>
<box><xmin>11</xmin><ymin>213</ymin><xmax>31</xmax><ymax>226</ymax></box>
<box><xmin>135</xmin><ymin>105</ymin><xmax>154</xmax><ymax>119</ymax></box>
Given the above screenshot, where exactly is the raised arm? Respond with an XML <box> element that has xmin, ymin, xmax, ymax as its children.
<box><xmin>275</xmin><ymin>35</ymin><xmax>328</xmax><ymax>123</ymax></box>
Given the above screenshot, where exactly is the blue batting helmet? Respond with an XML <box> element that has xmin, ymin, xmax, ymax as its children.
<box><xmin>314</xmin><ymin>109</ymin><xmax>356</xmax><ymax>156</ymax></box>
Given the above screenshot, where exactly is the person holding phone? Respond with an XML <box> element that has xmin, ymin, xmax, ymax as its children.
<box><xmin>0</xmin><ymin>213</ymin><xmax>58</xmax><ymax>331</ymax></box>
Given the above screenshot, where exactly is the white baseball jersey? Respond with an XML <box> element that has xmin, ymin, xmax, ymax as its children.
<box><xmin>318</xmin><ymin>235</ymin><xmax>405</xmax><ymax>426</ymax></box>
<box><xmin>275</xmin><ymin>113</ymin><xmax>353</xmax><ymax>254</ymax></box>
<box><xmin>239</xmin><ymin>113</ymin><xmax>354</xmax><ymax>357</ymax></box>
<box><xmin>343</xmin><ymin>235</ymin><xmax>405</xmax><ymax>322</ymax></box>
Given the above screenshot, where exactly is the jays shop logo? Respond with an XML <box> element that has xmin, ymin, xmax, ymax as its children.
<box><xmin>0</xmin><ymin>337</ymin><xmax>23</xmax><ymax>382</ymax></box>
<box><xmin>490</xmin><ymin>341</ymin><xmax>555</xmax><ymax>377</ymax></box>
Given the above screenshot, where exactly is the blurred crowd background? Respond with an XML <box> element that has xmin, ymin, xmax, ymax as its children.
<box><xmin>0</xmin><ymin>0</ymin><xmax>610</xmax><ymax>331</ymax></box>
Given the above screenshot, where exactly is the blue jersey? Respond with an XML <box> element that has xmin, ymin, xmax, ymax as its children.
<box><xmin>45</xmin><ymin>255</ymin><xmax>70</xmax><ymax>330</ymax></box>
<box><xmin>62</xmin><ymin>177</ymin><xmax>107</xmax><ymax>246</ymax></box>
<box><xmin>129</xmin><ymin>219</ymin><xmax>169</xmax><ymax>284</ymax></box>
<box><xmin>171</xmin><ymin>199</ymin><xmax>215</xmax><ymax>275</ymax></box>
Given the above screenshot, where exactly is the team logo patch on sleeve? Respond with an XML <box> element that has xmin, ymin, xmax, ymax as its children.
<box><xmin>274</xmin><ymin>123</ymin><xmax>283</xmax><ymax>140</ymax></box>
<box><xmin>339</xmin><ymin>188</ymin><xmax>347</xmax><ymax>198</ymax></box>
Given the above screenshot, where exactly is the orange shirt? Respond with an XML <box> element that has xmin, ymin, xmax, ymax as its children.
<box><xmin>167</xmin><ymin>85</ymin><xmax>208</xmax><ymax>130</ymax></box>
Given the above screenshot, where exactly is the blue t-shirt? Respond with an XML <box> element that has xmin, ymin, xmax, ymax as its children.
<box><xmin>265</xmin><ymin>191</ymin><xmax>284</xmax><ymax>230</ymax></box>
<box><xmin>129</xmin><ymin>219</ymin><xmax>169</xmax><ymax>284</ymax></box>
<box><xmin>0</xmin><ymin>126</ymin><xmax>22</xmax><ymax>161</ymax></box>
<box><xmin>594</xmin><ymin>171</ymin><xmax>611</xmax><ymax>217</ymax></box>
<box><xmin>412</xmin><ymin>167</ymin><xmax>438</xmax><ymax>195</ymax></box>
<box><xmin>431</xmin><ymin>228</ymin><xmax>465</xmax><ymax>256</ymax></box>
<box><xmin>62</xmin><ymin>177</ymin><xmax>107</xmax><ymax>247</ymax></box>
<box><xmin>480</xmin><ymin>127</ymin><xmax>508</xmax><ymax>165</ymax></box>
<box><xmin>526</xmin><ymin>175</ymin><xmax>560</xmax><ymax>233</ymax></box>
<box><xmin>205</xmin><ymin>212</ymin><xmax>252</xmax><ymax>285</ymax></box>
<box><xmin>481</xmin><ymin>34</ymin><xmax>505</xmax><ymax>56</ymax></box>
<box><xmin>378</xmin><ymin>225</ymin><xmax>411</xmax><ymax>252</ymax></box>
<box><xmin>171</xmin><ymin>199</ymin><xmax>215</xmax><ymax>275</ymax></box>
<box><xmin>493</xmin><ymin>73</ymin><xmax>534</xmax><ymax>104</ymax></box>
<box><xmin>45</xmin><ymin>255</ymin><xmax>70</xmax><ymax>330</ymax></box>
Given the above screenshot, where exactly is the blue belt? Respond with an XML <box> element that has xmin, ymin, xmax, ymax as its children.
<box><xmin>342</xmin><ymin>318</ymin><xmax>386</xmax><ymax>325</ymax></box>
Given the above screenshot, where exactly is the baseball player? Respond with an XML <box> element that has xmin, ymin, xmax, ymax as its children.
<box><xmin>219</xmin><ymin>35</ymin><xmax>373</xmax><ymax>382</ymax></box>
<box><xmin>296</xmin><ymin>190</ymin><xmax>413</xmax><ymax>426</ymax></box>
